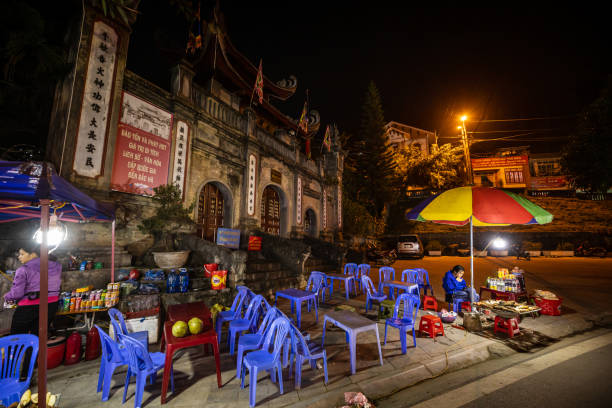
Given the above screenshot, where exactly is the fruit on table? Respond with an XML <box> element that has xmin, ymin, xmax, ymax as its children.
<box><xmin>20</xmin><ymin>389</ymin><xmax>31</xmax><ymax>406</ymax></box>
<box><xmin>172</xmin><ymin>320</ymin><xmax>188</xmax><ymax>337</ymax></box>
<box><xmin>188</xmin><ymin>317</ymin><xmax>203</xmax><ymax>334</ymax></box>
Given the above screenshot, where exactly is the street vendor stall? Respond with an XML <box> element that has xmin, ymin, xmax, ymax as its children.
<box><xmin>0</xmin><ymin>161</ymin><xmax>115</xmax><ymax>400</ymax></box>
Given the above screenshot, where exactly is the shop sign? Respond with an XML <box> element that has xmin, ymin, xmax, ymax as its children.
<box><xmin>248</xmin><ymin>236</ymin><xmax>262</xmax><ymax>251</ymax></box>
<box><xmin>171</xmin><ymin>121</ymin><xmax>190</xmax><ymax>195</ymax></box>
<box><xmin>472</xmin><ymin>155</ymin><xmax>528</xmax><ymax>169</ymax></box>
<box><xmin>110</xmin><ymin>92</ymin><xmax>173</xmax><ymax>196</ymax></box>
<box><xmin>216</xmin><ymin>228</ymin><xmax>241</xmax><ymax>249</ymax></box>
<box><xmin>73</xmin><ymin>21</ymin><xmax>118</xmax><ymax>177</ymax></box>
<box><xmin>529</xmin><ymin>176</ymin><xmax>570</xmax><ymax>190</ymax></box>
<box><xmin>271</xmin><ymin>169</ymin><xmax>282</xmax><ymax>184</ymax></box>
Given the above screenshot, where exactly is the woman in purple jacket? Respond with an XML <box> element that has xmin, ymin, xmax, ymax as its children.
<box><xmin>4</xmin><ymin>242</ymin><xmax>62</xmax><ymax>335</ymax></box>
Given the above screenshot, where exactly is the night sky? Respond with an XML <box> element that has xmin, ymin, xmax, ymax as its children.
<box><xmin>129</xmin><ymin>3</ymin><xmax>610</xmax><ymax>153</ymax></box>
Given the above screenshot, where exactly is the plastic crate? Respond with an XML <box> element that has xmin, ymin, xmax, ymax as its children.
<box><xmin>533</xmin><ymin>297</ymin><xmax>563</xmax><ymax>316</ymax></box>
<box><xmin>125</xmin><ymin>306</ymin><xmax>160</xmax><ymax>319</ymax></box>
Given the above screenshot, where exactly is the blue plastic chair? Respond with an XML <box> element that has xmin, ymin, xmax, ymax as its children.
<box><xmin>344</xmin><ymin>263</ymin><xmax>358</xmax><ymax>292</ymax></box>
<box><xmin>0</xmin><ymin>334</ymin><xmax>38</xmax><ymax>407</ymax></box>
<box><xmin>384</xmin><ymin>293</ymin><xmax>420</xmax><ymax>354</ymax></box>
<box><xmin>378</xmin><ymin>266</ymin><xmax>395</xmax><ymax>293</ymax></box>
<box><xmin>119</xmin><ymin>333</ymin><xmax>174</xmax><ymax>408</ymax></box>
<box><xmin>306</xmin><ymin>272</ymin><xmax>327</xmax><ymax>308</ymax></box>
<box><xmin>241</xmin><ymin>316</ymin><xmax>291</xmax><ymax>407</ymax></box>
<box><xmin>95</xmin><ymin>325</ymin><xmax>129</xmax><ymax>401</ymax></box>
<box><xmin>356</xmin><ymin>264</ymin><xmax>371</xmax><ymax>292</ymax></box>
<box><xmin>289</xmin><ymin>323</ymin><xmax>328</xmax><ymax>389</ymax></box>
<box><xmin>216</xmin><ymin>286</ymin><xmax>250</xmax><ymax>344</ymax></box>
<box><xmin>416</xmin><ymin>268</ymin><xmax>434</xmax><ymax>295</ymax></box>
<box><xmin>362</xmin><ymin>275</ymin><xmax>387</xmax><ymax>313</ymax></box>
<box><xmin>401</xmin><ymin>269</ymin><xmax>419</xmax><ymax>283</ymax></box>
<box><xmin>108</xmin><ymin>308</ymin><xmax>149</xmax><ymax>349</ymax></box>
<box><xmin>229</xmin><ymin>295</ymin><xmax>266</xmax><ymax>355</ymax></box>
<box><xmin>236</xmin><ymin>306</ymin><xmax>282</xmax><ymax>377</ymax></box>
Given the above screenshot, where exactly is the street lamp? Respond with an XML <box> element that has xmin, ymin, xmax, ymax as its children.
<box><xmin>459</xmin><ymin>115</ymin><xmax>473</xmax><ymax>185</ymax></box>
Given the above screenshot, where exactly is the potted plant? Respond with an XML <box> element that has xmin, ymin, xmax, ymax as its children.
<box><xmin>425</xmin><ymin>240</ymin><xmax>443</xmax><ymax>256</ymax></box>
<box><xmin>138</xmin><ymin>184</ymin><xmax>195</xmax><ymax>268</ymax></box>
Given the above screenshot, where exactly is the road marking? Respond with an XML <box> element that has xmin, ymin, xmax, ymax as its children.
<box><xmin>411</xmin><ymin>332</ymin><xmax>612</xmax><ymax>408</ymax></box>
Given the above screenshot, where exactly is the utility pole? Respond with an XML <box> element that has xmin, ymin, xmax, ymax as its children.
<box><xmin>459</xmin><ymin>116</ymin><xmax>473</xmax><ymax>185</ymax></box>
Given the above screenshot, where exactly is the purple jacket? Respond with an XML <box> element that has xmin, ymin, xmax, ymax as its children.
<box><xmin>4</xmin><ymin>257</ymin><xmax>62</xmax><ymax>303</ymax></box>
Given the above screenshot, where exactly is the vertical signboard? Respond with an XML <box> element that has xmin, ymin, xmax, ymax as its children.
<box><xmin>247</xmin><ymin>154</ymin><xmax>257</xmax><ymax>215</ymax></box>
<box><xmin>337</xmin><ymin>179</ymin><xmax>342</xmax><ymax>229</ymax></box>
<box><xmin>111</xmin><ymin>92</ymin><xmax>173</xmax><ymax>195</ymax></box>
<box><xmin>296</xmin><ymin>176</ymin><xmax>303</xmax><ymax>225</ymax></box>
<box><xmin>73</xmin><ymin>21</ymin><xmax>118</xmax><ymax>177</ymax></box>
<box><xmin>172</xmin><ymin>121</ymin><xmax>190</xmax><ymax>195</ymax></box>
<box><xmin>322</xmin><ymin>190</ymin><xmax>327</xmax><ymax>230</ymax></box>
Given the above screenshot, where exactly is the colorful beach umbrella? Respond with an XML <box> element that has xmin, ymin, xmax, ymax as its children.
<box><xmin>406</xmin><ymin>186</ymin><xmax>553</xmax><ymax>301</ymax></box>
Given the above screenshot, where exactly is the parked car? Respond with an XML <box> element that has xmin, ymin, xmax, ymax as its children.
<box><xmin>397</xmin><ymin>234</ymin><xmax>424</xmax><ymax>259</ymax></box>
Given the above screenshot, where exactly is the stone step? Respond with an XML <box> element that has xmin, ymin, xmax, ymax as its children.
<box><xmin>243</xmin><ymin>269</ymin><xmax>298</xmax><ymax>281</ymax></box>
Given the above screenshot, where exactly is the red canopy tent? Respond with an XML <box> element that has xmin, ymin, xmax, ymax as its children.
<box><xmin>0</xmin><ymin>161</ymin><xmax>115</xmax><ymax>398</ymax></box>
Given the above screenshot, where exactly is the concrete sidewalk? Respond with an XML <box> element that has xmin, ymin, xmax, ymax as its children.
<box><xmin>40</xmin><ymin>291</ymin><xmax>596</xmax><ymax>408</ymax></box>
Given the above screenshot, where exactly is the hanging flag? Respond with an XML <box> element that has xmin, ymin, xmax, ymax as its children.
<box><xmin>254</xmin><ymin>59</ymin><xmax>264</xmax><ymax>104</ymax></box>
<box><xmin>298</xmin><ymin>100</ymin><xmax>308</xmax><ymax>133</ymax></box>
<box><xmin>322</xmin><ymin>124</ymin><xmax>331</xmax><ymax>152</ymax></box>
<box><xmin>186</xmin><ymin>2</ymin><xmax>202</xmax><ymax>55</ymax></box>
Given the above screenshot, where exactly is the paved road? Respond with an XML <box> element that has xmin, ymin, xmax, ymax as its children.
<box><xmin>385</xmin><ymin>256</ymin><xmax>612</xmax><ymax>314</ymax></box>
<box><xmin>376</xmin><ymin>328</ymin><xmax>612</xmax><ymax>408</ymax></box>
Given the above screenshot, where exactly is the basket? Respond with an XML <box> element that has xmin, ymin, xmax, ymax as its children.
<box><xmin>533</xmin><ymin>297</ymin><xmax>562</xmax><ymax>316</ymax></box>
<box><xmin>439</xmin><ymin>313</ymin><xmax>457</xmax><ymax>323</ymax></box>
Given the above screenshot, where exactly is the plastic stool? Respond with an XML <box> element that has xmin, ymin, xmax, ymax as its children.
<box><xmin>419</xmin><ymin>315</ymin><xmax>444</xmax><ymax>338</ymax></box>
<box><xmin>494</xmin><ymin>316</ymin><xmax>520</xmax><ymax>338</ymax></box>
<box><xmin>422</xmin><ymin>296</ymin><xmax>438</xmax><ymax>311</ymax></box>
<box><xmin>460</xmin><ymin>301</ymin><xmax>472</xmax><ymax>312</ymax></box>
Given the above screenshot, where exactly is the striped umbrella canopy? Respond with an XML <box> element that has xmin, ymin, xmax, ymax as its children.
<box><xmin>406</xmin><ymin>186</ymin><xmax>553</xmax><ymax>226</ymax></box>
<box><xmin>406</xmin><ymin>186</ymin><xmax>553</xmax><ymax>302</ymax></box>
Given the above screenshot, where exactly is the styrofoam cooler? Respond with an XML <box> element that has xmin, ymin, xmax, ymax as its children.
<box><xmin>110</xmin><ymin>314</ymin><xmax>159</xmax><ymax>344</ymax></box>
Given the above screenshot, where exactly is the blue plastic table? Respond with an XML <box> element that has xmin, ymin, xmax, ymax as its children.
<box><xmin>380</xmin><ymin>281</ymin><xmax>418</xmax><ymax>299</ymax></box>
<box><xmin>325</xmin><ymin>273</ymin><xmax>356</xmax><ymax>300</ymax></box>
<box><xmin>275</xmin><ymin>288</ymin><xmax>318</xmax><ymax>328</ymax></box>
<box><xmin>321</xmin><ymin>310</ymin><xmax>383</xmax><ymax>375</ymax></box>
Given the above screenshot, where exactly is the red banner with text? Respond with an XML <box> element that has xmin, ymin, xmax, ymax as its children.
<box><xmin>472</xmin><ymin>155</ymin><xmax>528</xmax><ymax>169</ymax></box>
<box><xmin>110</xmin><ymin>123</ymin><xmax>171</xmax><ymax>195</ymax></box>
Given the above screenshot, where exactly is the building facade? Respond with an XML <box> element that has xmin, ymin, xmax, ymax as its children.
<box><xmin>472</xmin><ymin>147</ymin><xmax>530</xmax><ymax>191</ymax></box>
<box><xmin>45</xmin><ymin>4</ymin><xmax>343</xmax><ymax>250</ymax></box>
<box><xmin>385</xmin><ymin>121</ymin><xmax>434</xmax><ymax>156</ymax></box>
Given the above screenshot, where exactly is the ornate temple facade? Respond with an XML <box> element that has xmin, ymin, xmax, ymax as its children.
<box><xmin>46</xmin><ymin>3</ymin><xmax>343</xmax><ymax>250</ymax></box>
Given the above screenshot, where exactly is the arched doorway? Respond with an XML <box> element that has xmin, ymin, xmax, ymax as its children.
<box><xmin>261</xmin><ymin>186</ymin><xmax>281</xmax><ymax>235</ymax></box>
<box><xmin>197</xmin><ymin>183</ymin><xmax>224</xmax><ymax>241</ymax></box>
<box><xmin>304</xmin><ymin>209</ymin><xmax>317</xmax><ymax>237</ymax></box>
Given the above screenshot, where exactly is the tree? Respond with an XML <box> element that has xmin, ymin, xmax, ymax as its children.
<box><xmin>138</xmin><ymin>184</ymin><xmax>195</xmax><ymax>251</ymax></box>
<box><xmin>344</xmin><ymin>81</ymin><xmax>396</xmax><ymax>218</ymax></box>
<box><xmin>394</xmin><ymin>142</ymin><xmax>464</xmax><ymax>192</ymax></box>
<box><xmin>562</xmin><ymin>81</ymin><xmax>612</xmax><ymax>194</ymax></box>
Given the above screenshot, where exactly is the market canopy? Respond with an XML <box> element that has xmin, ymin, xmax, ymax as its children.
<box><xmin>0</xmin><ymin>161</ymin><xmax>114</xmax><ymax>222</ymax></box>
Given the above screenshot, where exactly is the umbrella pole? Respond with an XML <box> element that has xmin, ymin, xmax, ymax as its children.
<box><xmin>111</xmin><ymin>220</ymin><xmax>115</xmax><ymax>283</ymax></box>
<box><xmin>470</xmin><ymin>215</ymin><xmax>474</xmax><ymax>303</ymax></box>
<box><xmin>38</xmin><ymin>200</ymin><xmax>49</xmax><ymax>401</ymax></box>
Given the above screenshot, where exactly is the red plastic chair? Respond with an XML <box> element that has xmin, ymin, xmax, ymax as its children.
<box><xmin>494</xmin><ymin>316</ymin><xmax>520</xmax><ymax>338</ymax></box>
<box><xmin>419</xmin><ymin>315</ymin><xmax>445</xmax><ymax>338</ymax></box>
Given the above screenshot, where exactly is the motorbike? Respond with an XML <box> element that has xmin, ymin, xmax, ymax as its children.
<box><xmin>366</xmin><ymin>243</ymin><xmax>398</xmax><ymax>266</ymax></box>
<box><xmin>575</xmin><ymin>243</ymin><xmax>608</xmax><ymax>258</ymax></box>
<box><xmin>512</xmin><ymin>244</ymin><xmax>531</xmax><ymax>261</ymax></box>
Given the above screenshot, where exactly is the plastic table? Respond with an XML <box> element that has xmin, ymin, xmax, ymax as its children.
<box><xmin>166</xmin><ymin>301</ymin><xmax>211</xmax><ymax>322</ymax></box>
<box><xmin>479</xmin><ymin>287</ymin><xmax>528</xmax><ymax>302</ymax></box>
<box><xmin>55</xmin><ymin>307</ymin><xmax>110</xmax><ymax>330</ymax></box>
<box><xmin>321</xmin><ymin>310</ymin><xmax>383</xmax><ymax>375</ymax></box>
<box><xmin>160</xmin><ymin>320</ymin><xmax>222</xmax><ymax>404</ymax></box>
<box><xmin>380</xmin><ymin>281</ymin><xmax>418</xmax><ymax>299</ymax></box>
<box><xmin>325</xmin><ymin>273</ymin><xmax>356</xmax><ymax>300</ymax></box>
<box><xmin>275</xmin><ymin>288</ymin><xmax>318</xmax><ymax>328</ymax></box>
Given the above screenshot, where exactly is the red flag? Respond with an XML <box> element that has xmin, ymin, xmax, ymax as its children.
<box><xmin>254</xmin><ymin>59</ymin><xmax>264</xmax><ymax>104</ymax></box>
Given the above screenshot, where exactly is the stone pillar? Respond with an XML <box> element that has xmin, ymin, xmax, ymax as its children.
<box><xmin>46</xmin><ymin>3</ymin><xmax>138</xmax><ymax>196</ymax></box>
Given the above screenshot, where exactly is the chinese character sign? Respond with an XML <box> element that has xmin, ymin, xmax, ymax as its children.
<box><xmin>322</xmin><ymin>190</ymin><xmax>327</xmax><ymax>230</ymax></box>
<box><xmin>73</xmin><ymin>21</ymin><xmax>118</xmax><ymax>177</ymax></box>
<box><xmin>296</xmin><ymin>177</ymin><xmax>302</xmax><ymax>225</ymax></box>
<box><xmin>111</xmin><ymin>92</ymin><xmax>173</xmax><ymax>196</ymax></box>
<box><xmin>247</xmin><ymin>154</ymin><xmax>257</xmax><ymax>216</ymax></box>
<box><xmin>337</xmin><ymin>180</ymin><xmax>342</xmax><ymax>229</ymax></box>
<box><xmin>172</xmin><ymin>121</ymin><xmax>190</xmax><ymax>195</ymax></box>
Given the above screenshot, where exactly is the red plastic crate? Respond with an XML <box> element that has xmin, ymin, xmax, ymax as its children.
<box><xmin>533</xmin><ymin>297</ymin><xmax>563</xmax><ymax>316</ymax></box>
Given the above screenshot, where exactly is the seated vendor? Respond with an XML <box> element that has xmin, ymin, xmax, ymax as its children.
<box><xmin>443</xmin><ymin>265</ymin><xmax>478</xmax><ymax>303</ymax></box>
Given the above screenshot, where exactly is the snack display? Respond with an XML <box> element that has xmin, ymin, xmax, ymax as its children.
<box><xmin>474</xmin><ymin>299</ymin><xmax>540</xmax><ymax>315</ymax></box>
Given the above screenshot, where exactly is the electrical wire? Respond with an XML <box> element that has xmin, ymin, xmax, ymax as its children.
<box><xmin>468</xmin><ymin>128</ymin><xmax>561</xmax><ymax>134</ymax></box>
<box><xmin>468</xmin><ymin>114</ymin><xmax>577</xmax><ymax>123</ymax></box>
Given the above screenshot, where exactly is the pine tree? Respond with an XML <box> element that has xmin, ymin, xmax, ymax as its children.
<box><xmin>350</xmin><ymin>81</ymin><xmax>396</xmax><ymax>217</ymax></box>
